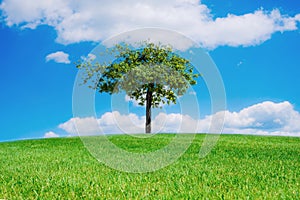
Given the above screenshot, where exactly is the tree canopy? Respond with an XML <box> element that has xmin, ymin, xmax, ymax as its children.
<box><xmin>77</xmin><ymin>42</ymin><xmax>199</xmax><ymax>133</ymax></box>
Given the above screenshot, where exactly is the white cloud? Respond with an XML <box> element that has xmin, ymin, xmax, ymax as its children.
<box><xmin>87</xmin><ymin>53</ymin><xmax>96</xmax><ymax>60</ymax></box>
<box><xmin>202</xmin><ymin>101</ymin><xmax>300</xmax><ymax>136</ymax></box>
<box><xmin>58</xmin><ymin>111</ymin><xmax>198</xmax><ymax>135</ymax></box>
<box><xmin>1</xmin><ymin>0</ymin><xmax>299</xmax><ymax>48</ymax></box>
<box><xmin>58</xmin><ymin>112</ymin><xmax>146</xmax><ymax>135</ymax></box>
<box><xmin>46</xmin><ymin>51</ymin><xmax>70</xmax><ymax>64</ymax></box>
<box><xmin>81</xmin><ymin>53</ymin><xmax>96</xmax><ymax>62</ymax></box>
<box><xmin>44</xmin><ymin>131</ymin><xmax>59</xmax><ymax>138</ymax></box>
<box><xmin>125</xmin><ymin>95</ymin><xmax>144</xmax><ymax>107</ymax></box>
<box><xmin>58</xmin><ymin>101</ymin><xmax>300</xmax><ymax>137</ymax></box>
<box><xmin>58</xmin><ymin>117</ymin><xmax>99</xmax><ymax>135</ymax></box>
<box><xmin>154</xmin><ymin>112</ymin><xmax>198</xmax><ymax>133</ymax></box>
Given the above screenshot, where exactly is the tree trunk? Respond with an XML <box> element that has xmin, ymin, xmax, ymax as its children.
<box><xmin>145</xmin><ymin>87</ymin><xmax>153</xmax><ymax>133</ymax></box>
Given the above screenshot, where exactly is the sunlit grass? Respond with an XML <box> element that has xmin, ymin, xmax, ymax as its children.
<box><xmin>0</xmin><ymin>134</ymin><xmax>299</xmax><ymax>199</ymax></box>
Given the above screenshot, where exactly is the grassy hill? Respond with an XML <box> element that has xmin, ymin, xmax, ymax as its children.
<box><xmin>0</xmin><ymin>134</ymin><xmax>299</xmax><ymax>199</ymax></box>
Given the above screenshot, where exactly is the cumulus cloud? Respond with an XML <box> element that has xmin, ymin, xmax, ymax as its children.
<box><xmin>200</xmin><ymin>101</ymin><xmax>300</xmax><ymax>136</ymax></box>
<box><xmin>46</xmin><ymin>51</ymin><xmax>70</xmax><ymax>64</ymax></box>
<box><xmin>80</xmin><ymin>53</ymin><xmax>96</xmax><ymax>62</ymax></box>
<box><xmin>58</xmin><ymin>112</ymin><xmax>146</xmax><ymax>135</ymax></box>
<box><xmin>58</xmin><ymin>101</ymin><xmax>300</xmax><ymax>136</ymax></box>
<box><xmin>44</xmin><ymin>131</ymin><xmax>59</xmax><ymax>138</ymax></box>
<box><xmin>125</xmin><ymin>95</ymin><xmax>142</xmax><ymax>107</ymax></box>
<box><xmin>1</xmin><ymin>0</ymin><xmax>299</xmax><ymax>48</ymax></box>
<box><xmin>58</xmin><ymin>111</ymin><xmax>198</xmax><ymax>135</ymax></box>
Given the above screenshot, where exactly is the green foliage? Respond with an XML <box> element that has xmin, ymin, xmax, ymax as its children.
<box><xmin>77</xmin><ymin>42</ymin><xmax>199</xmax><ymax>107</ymax></box>
<box><xmin>0</xmin><ymin>134</ymin><xmax>299</xmax><ymax>199</ymax></box>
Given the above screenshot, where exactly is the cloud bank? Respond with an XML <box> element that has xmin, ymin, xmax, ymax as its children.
<box><xmin>44</xmin><ymin>131</ymin><xmax>59</xmax><ymax>138</ymax></box>
<box><xmin>45</xmin><ymin>51</ymin><xmax>70</xmax><ymax>64</ymax></box>
<box><xmin>1</xmin><ymin>0</ymin><xmax>300</xmax><ymax>48</ymax></box>
<box><xmin>58</xmin><ymin>101</ymin><xmax>300</xmax><ymax>137</ymax></box>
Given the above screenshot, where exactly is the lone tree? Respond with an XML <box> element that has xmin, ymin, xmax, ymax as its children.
<box><xmin>77</xmin><ymin>42</ymin><xmax>199</xmax><ymax>133</ymax></box>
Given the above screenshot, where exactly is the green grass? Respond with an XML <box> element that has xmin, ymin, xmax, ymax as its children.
<box><xmin>0</xmin><ymin>134</ymin><xmax>299</xmax><ymax>199</ymax></box>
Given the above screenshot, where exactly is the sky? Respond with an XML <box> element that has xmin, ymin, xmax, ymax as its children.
<box><xmin>0</xmin><ymin>0</ymin><xmax>300</xmax><ymax>141</ymax></box>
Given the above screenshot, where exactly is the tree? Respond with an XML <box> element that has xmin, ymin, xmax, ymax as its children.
<box><xmin>77</xmin><ymin>42</ymin><xmax>199</xmax><ymax>133</ymax></box>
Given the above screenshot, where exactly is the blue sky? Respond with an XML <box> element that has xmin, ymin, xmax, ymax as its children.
<box><xmin>0</xmin><ymin>0</ymin><xmax>300</xmax><ymax>141</ymax></box>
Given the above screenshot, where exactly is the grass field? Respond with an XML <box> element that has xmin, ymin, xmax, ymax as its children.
<box><xmin>0</xmin><ymin>134</ymin><xmax>299</xmax><ymax>199</ymax></box>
